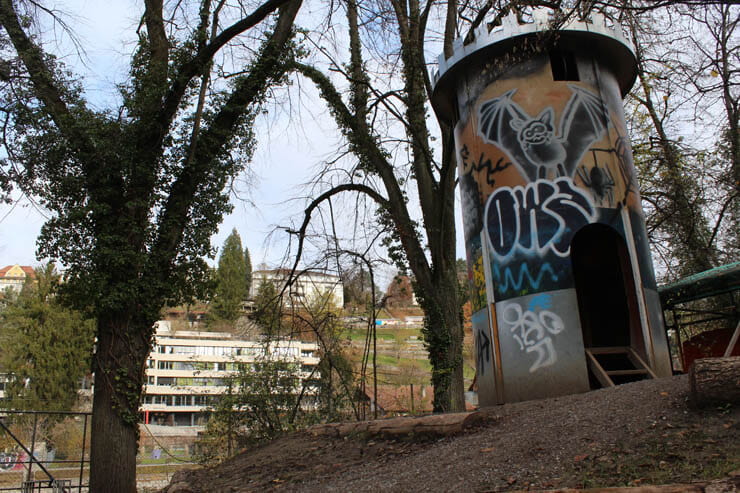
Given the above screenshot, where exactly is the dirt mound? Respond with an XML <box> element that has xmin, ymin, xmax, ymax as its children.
<box><xmin>162</xmin><ymin>375</ymin><xmax>739</xmax><ymax>492</ymax></box>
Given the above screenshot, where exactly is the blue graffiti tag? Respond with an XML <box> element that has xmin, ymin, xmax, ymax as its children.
<box><xmin>493</xmin><ymin>262</ymin><xmax>558</xmax><ymax>294</ymax></box>
<box><xmin>528</xmin><ymin>293</ymin><xmax>553</xmax><ymax>311</ymax></box>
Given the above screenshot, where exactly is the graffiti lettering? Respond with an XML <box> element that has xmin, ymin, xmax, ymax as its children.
<box><xmin>475</xmin><ymin>328</ymin><xmax>491</xmax><ymax>376</ymax></box>
<box><xmin>502</xmin><ymin>300</ymin><xmax>565</xmax><ymax>373</ymax></box>
<box><xmin>484</xmin><ymin>177</ymin><xmax>596</xmax><ymax>261</ymax></box>
<box><xmin>0</xmin><ymin>451</ymin><xmax>26</xmax><ymax>471</ymax></box>
<box><xmin>460</xmin><ymin>144</ymin><xmax>513</xmax><ymax>187</ymax></box>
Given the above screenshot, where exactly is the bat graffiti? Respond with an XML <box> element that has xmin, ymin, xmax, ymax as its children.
<box><xmin>484</xmin><ymin>177</ymin><xmax>597</xmax><ymax>261</ymax></box>
<box><xmin>478</xmin><ymin>85</ymin><xmax>610</xmax><ymax>181</ymax></box>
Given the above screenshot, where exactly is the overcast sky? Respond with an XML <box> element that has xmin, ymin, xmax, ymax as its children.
<box><xmin>0</xmin><ymin>1</ymin><xmax>465</xmax><ymax>289</ymax></box>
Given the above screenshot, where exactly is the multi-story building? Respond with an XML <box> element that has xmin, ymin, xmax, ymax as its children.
<box><xmin>251</xmin><ymin>269</ymin><xmax>344</xmax><ymax>309</ymax></box>
<box><xmin>0</xmin><ymin>265</ymin><xmax>35</xmax><ymax>294</ymax></box>
<box><xmin>141</xmin><ymin>322</ymin><xmax>320</xmax><ymax>426</ymax></box>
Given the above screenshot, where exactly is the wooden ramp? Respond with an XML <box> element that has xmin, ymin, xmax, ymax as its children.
<box><xmin>585</xmin><ymin>346</ymin><xmax>657</xmax><ymax>388</ymax></box>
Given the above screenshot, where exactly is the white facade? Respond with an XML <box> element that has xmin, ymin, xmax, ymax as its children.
<box><xmin>141</xmin><ymin>323</ymin><xmax>320</xmax><ymax>426</ymax></box>
<box><xmin>0</xmin><ymin>374</ymin><xmax>7</xmax><ymax>400</ymax></box>
<box><xmin>251</xmin><ymin>269</ymin><xmax>344</xmax><ymax>309</ymax></box>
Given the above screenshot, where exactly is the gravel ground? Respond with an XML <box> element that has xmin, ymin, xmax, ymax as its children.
<box><xmin>163</xmin><ymin>375</ymin><xmax>740</xmax><ymax>492</ymax></box>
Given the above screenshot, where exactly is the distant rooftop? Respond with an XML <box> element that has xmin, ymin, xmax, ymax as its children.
<box><xmin>0</xmin><ymin>264</ymin><xmax>36</xmax><ymax>279</ymax></box>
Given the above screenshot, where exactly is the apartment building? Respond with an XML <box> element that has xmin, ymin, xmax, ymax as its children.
<box><xmin>0</xmin><ymin>265</ymin><xmax>35</xmax><ymax>294</ymax></box>
<box><xmin>141</xmin><ymin>322</ymin><xmax>320</xmax><ymax>426</ymax></box>
<box><xmin>251</xmin><ymin>269</ymin><xmax>344</xmax><ymax>309</ymax></box>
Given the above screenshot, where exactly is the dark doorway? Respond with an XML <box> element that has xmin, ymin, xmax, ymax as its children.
<box><xmin>571</xmin><ymin>224</ymin><xmax>641</xmax><ymax>350</ymax></box>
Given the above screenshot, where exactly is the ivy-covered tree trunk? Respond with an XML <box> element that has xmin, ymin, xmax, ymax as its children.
<box><xmin>90</xmin><ymin>315</ymin><xmax>153</xmax><ymax>492</ymax></box>
<box><xmin>419</xmin><ymin>272</ymin><xmax>466</xmax><ymax>412</ymax></box>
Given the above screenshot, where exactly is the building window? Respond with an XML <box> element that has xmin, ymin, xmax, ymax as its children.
<box><xmin>193</xmin><ymin>395</ymin><xmax>210</xmax><ymax>406</ymax></box>
<box><xmin>173</xmin><ymin>346</ymin><xmax>196</xmax><ymax>355</ymax></box>
<box><xmin>158</xmin><ymin>361</ymin><xmax>174</xmax><ymax>370</ymax></box>
<box><xmin>151</xmin><ymin>395</ymin><xmax>170</xmax><ymax>405</ymax></box>
<box><xmin>173</xmin><ymin>395</ymin><xmax>191</xmax><ymax>406</ymax></box>
<box><xmin>158</xmin><ymin>377</ymin><xmax>176</xmax><ymax>386</ymax></box>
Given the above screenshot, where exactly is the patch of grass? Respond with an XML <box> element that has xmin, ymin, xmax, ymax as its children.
<box><xmin>568</xmin><ymin>421</ymin><xmax>740</xmax><ymax>488</ymax></box>
<box><xmin>345</xmin><ymin>328</ymin><xmax>397</xmax><ymax>342</ymax></box>
<box><xmin>344</xmin><ymin>327</ymin><xmax>425</xmax><ymax>344</ymax></box>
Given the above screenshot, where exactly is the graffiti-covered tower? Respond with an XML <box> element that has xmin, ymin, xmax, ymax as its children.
<box><xmin>431</xmin><ymin>10</ymin><xmax>672</xmax><ymax>405</ymax></box>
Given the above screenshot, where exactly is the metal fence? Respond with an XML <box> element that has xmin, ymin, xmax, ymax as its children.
<box><xmin>0</xmin><ymin>410</ymin><xmax>90</xmax><ymax>492</ymax></box>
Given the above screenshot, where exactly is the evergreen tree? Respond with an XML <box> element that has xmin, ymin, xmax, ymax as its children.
<box><xmin>244</xmin><ymin>247</ymin><xmax>253</xmax><ymax>297</ymax></box>
<box><xmin>252</xmin><ymin>277</ymin><xmax>284</xmax><ymax>336</ymax></box>
<box><xmin>0</xmin><ymin>264</ymin><xmax>95</xmax><ymax>411</ymax></box>
<box><xmin>212</xmin><ymin>229</ymin><xmax>247</xmax><ymax>323</ymax></box>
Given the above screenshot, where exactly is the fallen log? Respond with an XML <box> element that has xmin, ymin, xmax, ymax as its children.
<box><xmin>307</xmin><ymin>411</ymin><xmax>493</xmax><ymax>438</ymax></box>
<box><xmin>689</xmin><ymin>356</ymin><xmax>740</xmax><ymax>407</ymax></box>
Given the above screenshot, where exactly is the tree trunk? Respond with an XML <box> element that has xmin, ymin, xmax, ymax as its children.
<box><xmin>422</xmin><ymin>273</ymin><xmax>466</xmax><ymax>413</ymax></box>
<box><xmin>89</xmin><ymin>317</ymin><xmax>151</xmax><ymax>492</ymax></box>
<box><xmin>689</xmin><ymin>357</ymin><xmax>740</xmax><ymax>408</ymax></box>
<box><xmin>89</xmin><ymin>376</ymin><xmax>139</xmax><ymax>492</ymax></box>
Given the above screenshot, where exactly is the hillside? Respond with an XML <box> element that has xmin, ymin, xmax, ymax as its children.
<box><xmin>161</xmin><ymin>375</ymin><xmax>739</xmax><ymax>492</ymax></box>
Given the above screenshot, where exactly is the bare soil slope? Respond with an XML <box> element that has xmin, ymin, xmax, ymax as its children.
<box><xmin>164</xmin><ymin>375</ymin><xmax>739</xmax><ymax>492</ymax></box>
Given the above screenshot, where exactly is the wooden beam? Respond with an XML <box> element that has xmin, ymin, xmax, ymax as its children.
<box><xmin>585</xmin><ymin>350</ymin><xmax>614</xmax><ymax>387</ymax></box>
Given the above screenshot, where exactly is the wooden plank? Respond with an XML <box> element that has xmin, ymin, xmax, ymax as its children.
<box><xmin>585</xmin><ymin>350</ymin><xmax>614</xmax><ymax>387</ymax></box>
<box><xmin>606</xmin><ymin>369</ymin><xmax>649</xmax><ymax>376</ymax></box>
<box><xmin>627</xmin><ymin>348</ymin><xmax>658</xmax><ymax>379</ymax></box>
<box><xmin>588</xmin><ymin>346</ymin><xmax>630</xmax><ymax>355</ymax></box>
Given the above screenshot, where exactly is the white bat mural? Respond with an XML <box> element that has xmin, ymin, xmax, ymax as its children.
<box><xmin>477</xmin><ymin>85</ymin><xmax>610</xmax><ymax>181</ymax></box>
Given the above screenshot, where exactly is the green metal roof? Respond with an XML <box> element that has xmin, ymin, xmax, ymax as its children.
<box><xmin>658</xmin><ymin>262</ymin><xmax>740</xmax><ymax>307</ymax></box>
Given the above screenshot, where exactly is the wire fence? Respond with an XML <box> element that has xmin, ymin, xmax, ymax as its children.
<box><xmin>0</xmin><ymin>410</ymin><xmax>90</xmax><ymax>493</ymax></box>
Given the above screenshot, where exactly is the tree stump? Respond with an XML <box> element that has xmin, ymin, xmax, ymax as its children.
<box><xmin>689</xmin><ymin>357</ymin><xmax>740</xmax><ymax>407</ymax></box>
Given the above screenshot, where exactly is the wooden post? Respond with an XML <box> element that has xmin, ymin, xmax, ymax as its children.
<box><xmin>410</xmin><ymin>384</ymin><xmax>415</xmax><ymax>413</ymax></box>
<box><xmin>723</xmin><ymin>321</ymin><xmax>740</xmax><ymax>357</ymax></box>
